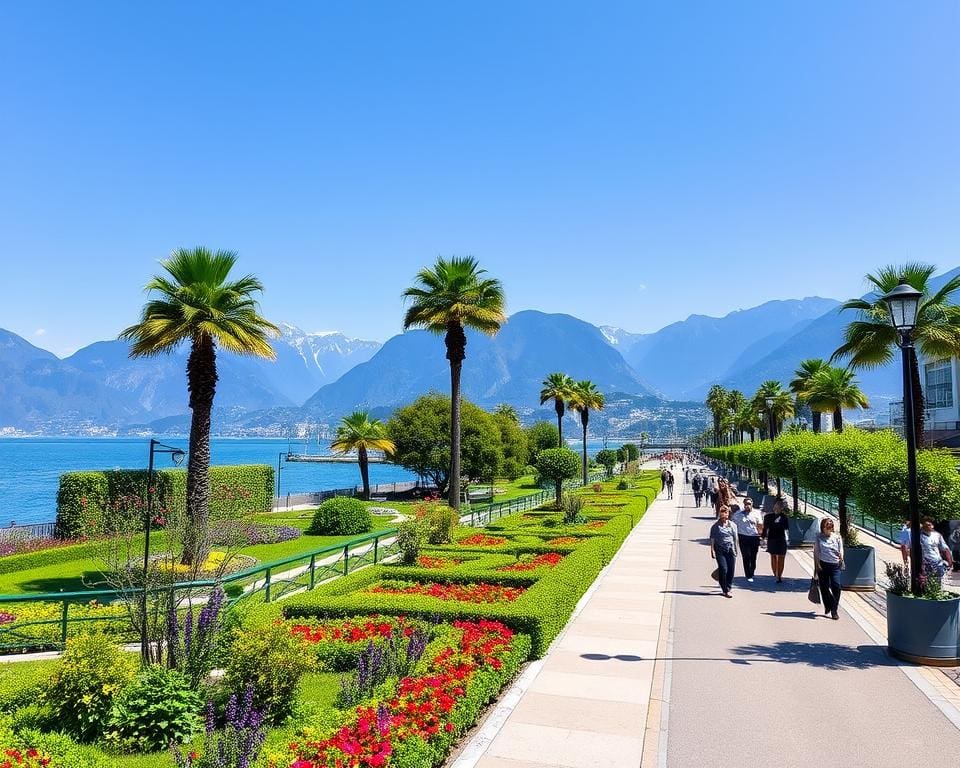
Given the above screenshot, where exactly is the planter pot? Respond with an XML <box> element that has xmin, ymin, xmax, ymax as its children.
<box><xmin>886</xmin><ymin>591</ymin><xmax>960</xmax><ymax>666</ymax></box>
<box><xmin>761</xmin><ymin>494</ymin><xmax>779</xmax><ymax>514</ymax></box>
<box><xmin>748</xmin><ymin>488</ymin><xmax>763</xmax><ymax>506</ymax></box>
<box><xmin>788</xmin><ymin>517</ymin><xmax>818</xmax><ymax>548</ymax></box>
<box><xmin>838</xmin><ymin>546</ymin><xmax>875</xmax><ymax>592</ymax></box>
<box><xmin>736</xmin><ymin>480</ymin><xmax>748</xmax><ymax>493</ymax></box>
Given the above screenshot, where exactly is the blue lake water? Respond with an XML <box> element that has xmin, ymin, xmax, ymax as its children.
<box><xmin>0</xmin><ymin>438</ymin><xmax>418</xmax><ymax>526</ymax></box>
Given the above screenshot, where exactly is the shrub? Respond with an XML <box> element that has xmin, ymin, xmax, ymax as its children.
<box><xmin>616</xmin><ymin>478</ymin><xmax>629</xmax><ymax>491</ymax></box>
<box><xmin>423</xmin><ymin>505</ymin><xmax>459</xmax><ymax>545</ymax></box>
<box><xmin>536</xmin><ymin>448</ymin><xmax>581</xmax><ymax>505</ymax></box>
<box><xmin>209</xmin><ymin>522</ymin><xmax>301</xmax><ymax>546</ymax></box>
<box><xmin>561</xmin><ymin>494</ymin><xmax>585</xmax><ymax>525</ymax></box>
<box><xmin>224</xmin><ymin>621</ymin><xmax>311</xmax><ymax>724</ymax></box>
<box><xmin>0</xmin><ymin>717</ymin><xmax>115</xmax><ymax>768</ymax></box>
<box><xmin>307</xmin><ymin>497</ymin><xmax>373</xmax><ymax>536</ymax></box>
<box><xmin>396</xmin><ymin>519</ymin><xmax>426</xmax><ymax>565</ymax></box>
<box><xmin>173</xmin><ymin>686</ymin><xmax>265</xmax><ymax>768</ymax></box>
<box><xmin>43</xmin><ymin>634</ymin><xmax>137</xmax><ymax>741</ymax></box>
<box><xmin>107</xmin><ymin>666</ymin><xmax>202</xmax><ymax>752</ymax></box>
<box><xmin>0</xmin><ymin>661</ymin><xmax>52</xmax><ymax>713</ymax></box>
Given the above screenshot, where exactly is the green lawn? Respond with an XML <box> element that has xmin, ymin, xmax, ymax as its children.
<box><xmin>0</xmin><ymin>513</ymin><xmax>398</xmax><ymax>596</ymax></box>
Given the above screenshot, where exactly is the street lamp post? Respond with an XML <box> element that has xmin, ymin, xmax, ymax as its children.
<box><xmin>883</xmin><ymin>281</ymin><xmax>924</xmax><ymax>595</ymax></box>
<box><xmin>276</xmin><ymin>452</ymin><xmax>286</xmax><ymax>510</ymax></box>
<box><xmin>142</xmin><ymin>439</ymin><xmax>186</xmax><ymax>663</ymax></box>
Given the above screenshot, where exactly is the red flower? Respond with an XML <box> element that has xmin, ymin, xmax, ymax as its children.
<box><xmin>459</xmin><ymin>533</ymin><xmax>507</xmax><ymax>547</ymax></box>
<box><xmin>498</xmin><ymin>552</ymin><xmax>564</xmax><ymax>572</ymax></box>
<box><xmin>368</xmin><ymin>580</ymin><xmax>525</xmax><ymax>603</ymax></box>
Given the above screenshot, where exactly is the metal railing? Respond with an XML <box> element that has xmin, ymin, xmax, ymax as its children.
<box><xmin>0</xmin><ymin>522</ymin><xmax>57</xmax><ymax>541</ymax></box>
<box><xmin>780</xmin><ymin>478</ymin><xmax>901</xmax><ymax>545</ymax></box>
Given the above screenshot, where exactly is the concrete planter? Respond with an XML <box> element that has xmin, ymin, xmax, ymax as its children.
<box><xmin>886</xmin><ymin>591</ymin><xmax>960</xmax><ymax>666</ymax></box>
<box><xmin>761</xmin><ymin>494</ymin><xmax>779</xmax><ymax>513</ymax></box>
<box><xmin>787</xmin><ymin>516</ymin><xmax>818</xmax><ymax>548</ymax></box>
<box><xmin>838</xmin><ymin>546</ymin><xmax>875</xmax><ymax>592</ymax></box>
<box><xmin>747</xmin><ymin>487</ymin><xmax>764</xmax><ymax>506</ymax></box>
<box><xmin>736</xmin><ymin>480</ymin><xmax>749</xmax><ymax>493</ymax></box>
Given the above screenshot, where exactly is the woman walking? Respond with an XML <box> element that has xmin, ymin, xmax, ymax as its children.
<box><xmin>665</xmin><ymin>469</ymin><xmax>675</xmax><ymax>499</ymax></box>
<box><xmin>710</xmin><ymin>505</ymin><xmax>739</xmax><ymax>598</ymax></box>
<box><xmin>813</xmin><ymin>518</ymin><xmax>844</xmax><ymax>620</ymax></box>
<box><xmin>763</xmin><ymin>498</ymin><xmax>790</xmax><ymax>584</ymax></box>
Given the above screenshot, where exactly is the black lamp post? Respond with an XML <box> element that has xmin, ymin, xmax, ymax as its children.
<box><xmin>142</xmin><ymin>439</ymin><xmax>186</xmax><ymax>662</ymax></box>
<box><xmin>276</xmin><ymin>452</ymin><xmax>286</xmax><ymax>510</ymax></box>
<box><xmin>883</xmin><ymin>281</ymin><xmax>923</xmax><ymax>595</ymax></box>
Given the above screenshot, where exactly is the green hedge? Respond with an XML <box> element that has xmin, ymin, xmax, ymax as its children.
<box><xmin>56</xmin><ymin>464</ymin><xmax>273</xmax><ymax>538</ymax></box>
<box><xmin>0</xmin><ymin>540</ymin><xmax>105</xmax><ymax>576</ymax></box>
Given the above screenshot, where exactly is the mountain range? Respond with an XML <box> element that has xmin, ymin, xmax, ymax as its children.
<box><xmin>3</xmin><ymin>268</ymin><xmax>958</xmax><ymax>436</ymax></box>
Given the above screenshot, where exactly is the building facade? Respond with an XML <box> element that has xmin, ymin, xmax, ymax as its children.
<box><xmin>916</xmin><ymin>352</ymin><xmax>960</xmax><ymax>444</ymax></box>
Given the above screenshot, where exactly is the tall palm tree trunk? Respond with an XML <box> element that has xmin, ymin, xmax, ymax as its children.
<box><xmin>556</xmin><ymin>401</ymin><xmax>564</xmax><ymax>445</ymax></box>
<box><xmin>446</xmin><ymin>322</ymin><xmax>466</xmax><ymax>511</ymax></box>
<box><xmin>359</xmin><ymin>445</ymin><xmax>370</xmax><ymax>500</ymax></box>
<box><xmin>833</xmin><ymin>407</ymin><xmax>843</xmax><ymax>433</ymax></box>
<box><xmin>812</xmin><ymin>412</ymin><xmax>821</xmax><ymax>433</ymax></box>
<box><xmin>911</xmin><ymin>347</ymin><xmax>925</xmax><ymax>447</ymax></box>
<box><xmin>581</xmin><ymin>412</ymin><xmax>589</xmax><ymax>485</ymax></box>
<box><xmin>838</xmin><ymin>492</ymin><xmax>849</xmax><ymax>540</ymax></box>
<box><xmin>183</xmin><ymin>337</ymin><xmax>217</xmax><ymax>566</ymax></box>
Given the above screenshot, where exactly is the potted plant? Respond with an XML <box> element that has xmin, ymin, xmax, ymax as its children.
<box><xmin>855</xmin><ymin>445</ymin><xmax>960</xmax><ymax>664</ymax></box>
<box><xmin>769</xmin><ymin>431</ymin><xmax>818</xmax><ymax>547</ymax></box>
<box><xmin>885</xmin><ymin>562</ymin><xmax>960</xmax><ymax>665</ymax></box>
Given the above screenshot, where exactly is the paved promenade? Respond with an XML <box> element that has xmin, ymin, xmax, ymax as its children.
<box><xmin>455</xmin><ymin>463</ymin><xmax>960</xmax><ymax>768</ymax></box>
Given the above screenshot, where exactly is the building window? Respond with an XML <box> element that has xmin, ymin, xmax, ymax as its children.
<box><xmin>925</xmin><ymin>359</ymin><xmax>953</xmax><ymax>409</ymax></box>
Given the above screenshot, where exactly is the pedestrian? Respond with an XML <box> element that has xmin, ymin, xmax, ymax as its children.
<box><xmin>710</xmin><ymin>505</ymin><xmax>739</xmax><ymax>598</ymax></box>
<box><xmin>665</xmin><ymin>470</ymin><xmax>675</xmax><ymax>499</ymax></box>
<box><xmin>660</xmin><ymin>467</ymin><xmax>668</xmax><ymax>493</ymax></box>
<box><xmin>692</xmin><ymin>472</ymin><xmax>703</xmax><ymax>508</ymax></box>
<box><xmin>813</xmin><ymin>518</ymin><xmax>844</xmax><ymax>620</ymax></box>
<box><xmin>900</xmin><ymin>518</ymin><xmax>954</xmax><ymax>577</ymax></box>
<box><xmin>763</xmin><ymin>498</ymin><xmax>790</xmax><ymax>583</ymax></box>
<box><xmin>706</xmin><ymin>474</ymin><xmax>717</xmax><ymax>510</ymax></box>
<box><xmin>897</xmin><ymin>519</ymin><xmax>911</xmax><ymax>566</ymax></box>
<box><xmin>732</xmin><ymin>497</ymin><xmax>763</xmax><ymax>582</ymax></box>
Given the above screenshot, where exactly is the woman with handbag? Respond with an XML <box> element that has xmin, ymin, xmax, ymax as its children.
<box><xmin>813</xmin><ymin>518</ymin><xmax>844</xmax><ymax>620</ymax></box>
<box><xmin>710</xmin><ymin>505</ymin><xmax>739</xmax><ymax>598</ymax></box>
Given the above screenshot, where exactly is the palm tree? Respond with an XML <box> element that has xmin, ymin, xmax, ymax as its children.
<box><xmin>493</xmin><ymin>403</ymin><xmax>519</xmax><ymax>424</ymax></box>
<box><xmin>706</xmin><ymin>385</ymin><xmax>728</xmax><ymax>446</ymax></box>
<box><xmin>833</xmin><ymin>263</ymin><xmax>960</xmax><ymax>445</ymax></box>
<box><xmin>121</xmin><ymin>248</ymin><xmax>278</xmax><ymax>565</ymax></box>
<box><xmin>403</xmin><ymin>256</ymin><xmax>506</xmax><ymax>510</ymax></box>
<box><xmin>751</xmin><ymin>381</ymin><xmax>795</xmax><ymax>437</ymax></box>
<box><xmin>540</xmin><ymin>372</ymin><xmax>575</xmax><ymax>445</ymax></box>
<box><xmin>804</xmin><ymin>366</ymin><xmax>869</xmax><ymax>433</ymax></box>
<box><xmin>331</xmin><ymin>411</ymin><xmax>396</xmax><ymax>500</ymax></box>
<box><xmin>789</xmin><ymin>359</ymin><xmax>830</xmax><ymax>433</ymax></box>
<box><xmin>726</xmin><ymin>390</ymin><xmax>746</xmax><ymax>443</ymax></box>
<box><xmin>568</xmin><ymin>380</ymin><xmax>605</xmax><ymax>484</ymax></box>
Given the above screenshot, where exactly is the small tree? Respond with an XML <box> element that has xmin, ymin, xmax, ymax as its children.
<box><xmin>769</xmin><ymin>431</ymin><xmax>817</xmax><ymax>512</ymax></box>
<box><xmin>537</xmin><ymin>448</ymin><xmax>581</xmax><ymax>507</ymax></box>
<box><xmin>622</xmin><ymin>443</ymin><xmax>639</xmax><ymax>462</ymax></box>
<box><xmin>525</xmin><ymin>421</ymin><xmax>559</xmax><ymax>465</ymax></box>
<box><xmin>595</xmin><ymin>449</ymin><xmax>618</xmax><ymax>478</ymax></box>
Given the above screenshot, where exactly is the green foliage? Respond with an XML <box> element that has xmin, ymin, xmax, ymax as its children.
<box><xmin>795</xmin><ymin>429</ymin><xmax>897</xmax><ymax>497</ymax></box>
<box><xmin>594</xmin><ymin>449</ymin><xmax>618</xmax><ymax>477</ymax></box>
<box><xmin>387</xmin><ymin>394</ymin><xmax>504</xmax><ymax>493</ymax></box>
<box><xmin>423</xmin><ymin>505</ymin><xmax>460</xmax><ymax>545</ymax></box>
<box><xmin>224</xmin><ymin>620</ymin><xmax>311</xmax><ymax>724</ymax></box>
<box><xmin>307</xmin><ymin>497</ymin><xmax>373</xmax><ymax>536</ymax></box>
<box><xmin>561</xmin><ymin>494</ymin><xmax>586</xmax><ymax>525</ymax></box>
<box><xmin>493</xmin><ymin>409</ymin><xmax>530</xmax><ymax>480</ymax></box>
<box><xmin>616</xmin><ymin>478</ymin><xmax>629</xmax><ymax>491</ymax></box>
<box><xmin>769</xmin><ymin>431</ymin><xmax>818</xmax><ymax>479</ymax></box>
<box><xmin>0</xmin><ymin>601</ymin><xmax>129</xmax><ymax>651</ymax></box>
<box><xmin>396</xmin><ymin>518</ymin><xmax>426</xmax><ymax>565</ymax></box>
<box><xmin>0</xmin><ymin>717</ymin><xmax>115</xmax><ymax>768</ymax></box>
<box><xmin>42</xmin><ymin>634</ymin><xmax>137</xmax><ymax>741</ymax></box>
<box><xmin>854</xmin><ymin>445</ymin><xmax>960</xmax><ymax>525</ymax></box>
<box><xmin>536</xmin><ymin>448</ymin><xmax>581</xmax><ymax>503</ymax></box>
<box><xmin>55</xmin><ymin>465</ymin><xmax>274</xmax><ymax>538</ymax></box>
<box><xmin>524</xmin><ymin>421</ymin><xmax>559</xmax><ymax>465</ymax></box>
<box><xmin>0</xmin><ymin>661</ymin><xmax>53</xmax><ymax>713</ymax></box>
<box><xmin>621</xmin><ymin>443</ymin><xmax>639</xmax><ymax>461</ymax></box>
<box><xmin>107</xmin><ymin>665</ymin><xmax>202</xmax><ymax>752</ymax></box>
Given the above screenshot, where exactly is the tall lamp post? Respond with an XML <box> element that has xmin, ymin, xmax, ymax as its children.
<box><xmin>142</xmin><ymin>439</ymin><xmax>186</xmax><ymax>662</ymax></box>
<box><xmin>276</xmin><ymin>452</ymin><xmax>286</xmax><ymax>510</ymax></box>
<box><xmin>883</xmin><ymin>281</ymin><xmax>923</xmax><ymax>595</ymax></box>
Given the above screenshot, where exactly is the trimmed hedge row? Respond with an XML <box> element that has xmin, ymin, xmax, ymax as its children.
<box><xmin>56</xmin><ymin>464</ymin><xmax>273</xmax><ymax>538</ymax></box>
<box><xmin>704</xmin><ymin>429</ymin><xmax>960</xmax><ymax>525</ymax></box>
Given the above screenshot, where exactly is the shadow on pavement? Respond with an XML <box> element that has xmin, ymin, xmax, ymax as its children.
<box><xmin>761</xmin><ymin>610</ymin><xmax>817</xmax><ymax>620</ymax></box>
<box><xmin>730</xmin><ymin>641</ymin><xmax>893</xmax><ymax>670</ymax></box>
<box><xmin>661</xmin><ymin>589</ymin><xmax>716</xmax><ymax>596</ymax></box>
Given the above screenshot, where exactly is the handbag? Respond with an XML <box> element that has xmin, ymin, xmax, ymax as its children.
<box><xmin>807</xmin><ymin>577</ymin><xmax>821</xmax><ymax>605</ymax></box>
<box><xmin>710</xmin><ymin>567</ymin><xmax>720</xmax><ymax>581</ymax></box>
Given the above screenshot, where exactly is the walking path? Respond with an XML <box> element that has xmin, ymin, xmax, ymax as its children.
<box><xmin>455</xmin><ymin>461</ymin><xmax>960</xmax><ymax>768</ymax></box>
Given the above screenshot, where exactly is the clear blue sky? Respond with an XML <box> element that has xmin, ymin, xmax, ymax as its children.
<box><xmin>2</xmin><ymin>2</ymin><xmax>958</xmax><ymax>356</ymax></box>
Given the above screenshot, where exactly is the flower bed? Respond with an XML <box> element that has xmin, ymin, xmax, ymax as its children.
<box><xmin>416</xmin><ymin>555</ymin><xmax>463</xmax><ymax>569</ymax></box>
<box><xmin>210</xmin><ymin>522</ymin><xmax>301</xmax><ymax>546</ymax></box>
<box><xmin>290</xmin><ymin>616</ymin><xmax>415</xmax><ymax>644</ymax></box>
<box><xmin>0</xmin><ymin>535</ymin><xmax>89</xmax><ymax>559</ymax></box>
<box><xmin>273</xmin><ymin>620</ymin><xmax>528</xmax><ymax>768</ymax></box>
<box><xmin>457</xmin><ymin>534</ymin><xmax>506</xmax><ymax>547</ymax></box>
<box><xmin>368</xmin><ymin>580</ymin><xmax>525</xmax><ymax>604</ymax></box>
<box><xmin>546</xmin><ymin>536</ymin><xmax>579</xmax><ymax>546</ymax></box>
<box><xmin>0</xmin><ymin>601</ymin><xmax>129</xmax><ymax>651</ymax></box>
<box><xmin>497</xmin><ymin>553</ymin><xmax>564</xmax><ymax>572</ymax></box>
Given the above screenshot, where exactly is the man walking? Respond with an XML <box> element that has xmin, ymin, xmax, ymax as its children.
<box><xmin>692</xmin><ymin>472</ymin><xmax>703</xmax><ymax>507</ymax></box>
<box><xmin>665</xmin><ymin>469</ymin><xmax>675</xmax><ymax>499</ymax></box>
<box><xmin>900</xmin><ymin>518</ymin><xmax>954</xmax><ymax>577</ymax></box>
<box><xmin>732</xmin><ymin>497</ymin><xmax>763</xmax><ymax>582</ymax></box>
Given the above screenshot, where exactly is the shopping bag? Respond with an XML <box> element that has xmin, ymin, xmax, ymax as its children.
<box><xmin>710</xmin><ymin>568</ymin><xmax>720</xmax><ymax>582</ymax></box>
<box><xmin>807</xmin><ymin>577</ymin><xmax>821</xmax><ymax>604</ymax></box>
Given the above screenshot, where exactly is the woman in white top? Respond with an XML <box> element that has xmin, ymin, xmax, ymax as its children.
<box><xmin>813</xmin><ymin>518</ymin><xmax>844</xmax><ymax>620</ymax></box>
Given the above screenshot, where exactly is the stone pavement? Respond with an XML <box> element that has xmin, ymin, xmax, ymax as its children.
<box><xmin>454</xmin><ymin>462</ymin><xmax>960</xmax><ymax>768</ymax></box>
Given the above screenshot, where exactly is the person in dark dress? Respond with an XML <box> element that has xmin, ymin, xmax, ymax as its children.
<box><xmin>763</xmin><ymin>497</ymin><xmax>790</xmax><ymax>584</ymax></box>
